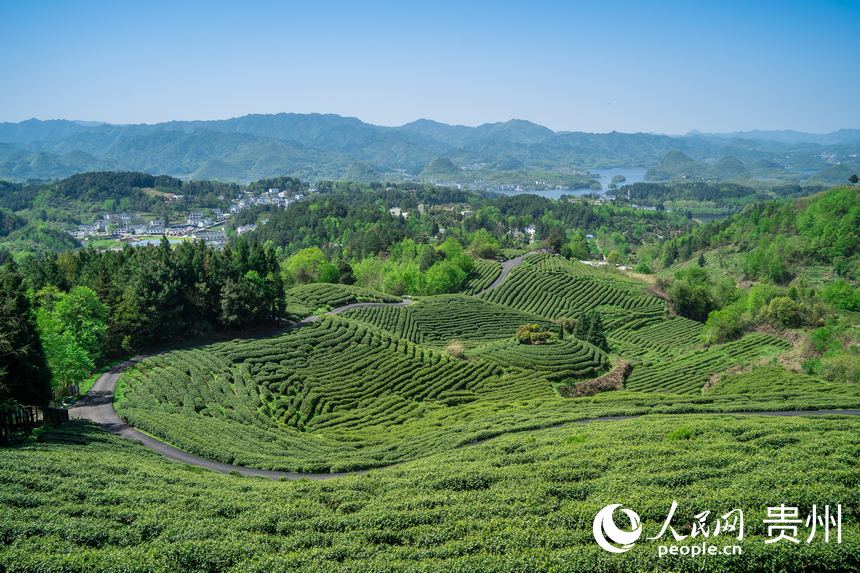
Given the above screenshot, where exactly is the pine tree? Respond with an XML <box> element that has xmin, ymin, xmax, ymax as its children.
<box><xmin>588</xmin><ymin>312</ymin><xmax>610</xmax><ymax>352</ymax></box>
<box><xmin>574</xmin><ymin>312</ymin><xmax>591</xmax><ymax>340</ymax></box>
<box><xmin>0</xmin><ymin>263</ymin><xmax>53</xmax><ymax>405</ymax></box>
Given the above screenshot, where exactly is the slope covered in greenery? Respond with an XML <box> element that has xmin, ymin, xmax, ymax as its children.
<box><xmin>3</xmin><ymin>415</ymin><xmax>859</xmax><ymax>572</ymax></box>
<box><xmin>107</xmin><ymin>252</ymin><xmax>860</xmax><ymax>472</ymax></box>
<box><xmin>655</xmin><ymin>186</ymin><xmax>860</xmax><ymax>284</ymax></box>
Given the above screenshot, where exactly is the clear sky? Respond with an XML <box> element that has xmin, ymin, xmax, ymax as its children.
<box><xmin>1</xmin><ymin>0</ymin><xmax>858</xmax><ymax>133</ymax></box>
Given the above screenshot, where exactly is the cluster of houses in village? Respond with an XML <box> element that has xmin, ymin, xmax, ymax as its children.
<box><xmin>73</xmin><ymin>187</ymin><xmax>306</xmax><ymax>248</ymax></box>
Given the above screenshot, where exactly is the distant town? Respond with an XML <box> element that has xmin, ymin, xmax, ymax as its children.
<box><xmin>72</xmin><ymin>186</ymin><xmax>308</xmax><ymax>248</ymax></box>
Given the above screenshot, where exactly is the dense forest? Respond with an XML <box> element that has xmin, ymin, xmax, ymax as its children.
<box><xmin>0</xmin><ymin>237</ymin><xmax>283</xmax><ymax>406</ymax></box>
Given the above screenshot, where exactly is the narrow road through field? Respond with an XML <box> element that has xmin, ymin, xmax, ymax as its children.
<box><xmin>69</xmin><ymin>251</ymin><xmax>860</xmax><ymax>480</ymax></box>
<box><xmin>475</xmin><ymin>253</ymin><xmax>530</xmax><ymax>296</ymax></box>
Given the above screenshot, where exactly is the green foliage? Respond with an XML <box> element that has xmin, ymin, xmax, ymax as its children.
<box><xmin>468</xmin><ymin>229</ymin><xmax>500</xmax><ymax>259</ymax></box>
<box><xmin>560</xmin><ymin>232</ymin><xmax>590</xmax><ymax>260</ymax></box>
<box><xmin>821</xmin><ymin>280</ymin><xmax>860</xmax><ymax>311</ymax></box>
<box><xmin>767</xmin><ymin>296</ymin><xmax>802</xmax><ymax>327</ymax></box>
<box><xmin>34</xmin><ymin>285</ymin><xmax>108</xmax><ymax>397</ymax></box>
<box><xmin>13</xmin><ymin>237</ymin><xmax>285</xmax><ymax>354</ymax></box>
<box><xmin>0</xmin><ymin>263</ymin><xmax>52</xmax><ymax>405</ymax></box>
<box><xmin>282</xmin><ymin>247</ymin><xmax>337</xmax><ymax>285</ymax></box>
<box><xmin>658</xmin><ymin>187</ymin><xmax>860</xmax><ymax>282</ymax></box>
<box><xmin>515</xmin><ymin>323</ymin><xmax>552</xmax><ymax>345</ymax></box>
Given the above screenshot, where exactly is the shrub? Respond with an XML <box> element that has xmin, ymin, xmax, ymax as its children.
<box><xmin>767</xmin><ymin>296</ymin><xmax>802</xmax><ymax>328</ymax></box>
<box><xmin>446</xmin><ymin>341</ymin><xmax>465</xmax><ymax>359</ymax></box>
<box><xmin>516</xmin><ymin>324</ymin><xmax>551</xmax><ymax>345</ymax></box>
<box><xmin>820</xmin><ymin>354</ymin><xmax>860</xmax><ymax>384</ymax></box>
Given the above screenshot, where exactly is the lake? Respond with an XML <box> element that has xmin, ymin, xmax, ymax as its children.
<box><xmin>493</xmin><ymin>167</ymin><xmax>647</xmax><ymax>200</ymax></box>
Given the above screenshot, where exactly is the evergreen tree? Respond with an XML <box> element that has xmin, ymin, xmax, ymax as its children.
<box><xmin>0</xmin><ymin>263</ymin><xmax>52</xmax><ymax>405</ymax></box>
<box><xmin>587</xmin><ymin>312</ymin><xmax>610</xmax><ymax>352</ymax></box>
<box><xmin>574</xmin><ymin>312</ymin><xmax>591</xmax><ymax>340</ymax></box>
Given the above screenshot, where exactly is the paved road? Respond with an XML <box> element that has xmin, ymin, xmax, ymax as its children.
<box><xmin>475</xmin><ymin>254</ymin><xmax>531</xmax><ymax>296</ymax></box>
<box><xmin>69</xmin><ymin>251</ymin><xmax>860</xmax><ymax>480</ymax></box>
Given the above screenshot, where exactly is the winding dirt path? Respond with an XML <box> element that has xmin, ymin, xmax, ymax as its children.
<box><xmin>69</xmin><ymin>253</ymin><xmax>860</xmax><ymax>480</ymax></box>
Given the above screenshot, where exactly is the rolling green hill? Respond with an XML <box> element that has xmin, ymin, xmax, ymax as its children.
<box><xmin>106</xmin><ymin>253</ymin><xmax>860</xmax><ymax>474</ymax></box>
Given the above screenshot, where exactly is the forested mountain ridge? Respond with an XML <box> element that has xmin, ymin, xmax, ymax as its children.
<box><xmin>1</xmin><ymin>114</ymin><xmax>857</xmax><ymax>184</ymax></box>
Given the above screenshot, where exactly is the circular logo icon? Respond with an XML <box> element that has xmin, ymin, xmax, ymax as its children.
<box><xmin>593</xmin><ymin>503</ymin><xmax>642</xmax><ymax>553</ymax></box>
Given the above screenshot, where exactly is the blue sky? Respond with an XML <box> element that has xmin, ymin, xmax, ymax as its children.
<box><xmin>1</xmin><ymin>0</ymin><xmax>858</xmax><ymax>133</ymax></box>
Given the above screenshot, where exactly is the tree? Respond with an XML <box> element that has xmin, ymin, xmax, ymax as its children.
<box><xmin>516</xmin><ymin>324</ymin><xmax>551</xmax><ymax>345</ymax></box>
<box><xmin>574</xmin><ymin>312</ymin><xmax>591</xmax><ymax>340</ymax></box>
<box><xmin>586</xmin><ymin>312</ymin><xmax>610</xmax><ymax>351</ymax></box>
<box><xmin>0</xmin><ymin>264</ymin><xmax>52</xmax><ymax>405</ymax></box>
<box><xmin>51</xmin><ymin>287</ymin><xmax>108</xmax><ymax>361</ymax></box>
<box><xmin>469</xmin><ymin>230</ymin><xmax>500</xmax><ymax>259</ymax></box>
<box><xmin>544</xmin><ymin>227</ymin><xmax>565</xmax><ymax>252</ymax></box>
<box><xmin>283</xmin><ymin>247</ymin><xmax>328</xmax><ymax>284</ymax></box>
<box><xmin>561</xmin><ymin>234</ymin><xmax>589</xmax><ymax>261</ymax></box>
<box><xmin>766</xmin><ymin>296</ymin><xmax>802</xmax><ymax>327</ymax></box>
<box><xmin>34</xmin><ymin>286</ymin><xmax>108</xmax><ymax>398</ymax></box>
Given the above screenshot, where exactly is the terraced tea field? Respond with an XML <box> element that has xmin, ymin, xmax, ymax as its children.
<box><xmin>343</xmin><ymin>294</ymin><xmax>552</xmax><ymax>348</ymax></box>
<box><xmin>625</xmin><ymin>333</ymin><xmax>791</xmax><ymax>394</ymax></box>
<box><xmin>462</xmin><ymin>258</ymin><xmax>502</xmax><ymax>294</ymax></box>
<box><xmin>469</xmin><ymin>336</ymin><xmax>609</xmax><ymax>381</ymax></box>
<box><xmin>285</xmin><ymin>283</ymin><xmax>400</xmax><ymax>315</ymax></box>
<box><xmin>82</xmin><ymin>253</ymin><xmax>860</xmax><ymax>475</ymax></box>
<box><xmin>480</xmin><ymin>254</ymin><xmax>665</xmax><ymax>319</ymax></box>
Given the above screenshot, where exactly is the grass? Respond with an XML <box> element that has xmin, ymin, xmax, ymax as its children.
<box><xmin>2</xmin><ymin>415</ymin><xmax>859</xmax><ymax>572</ymax></box>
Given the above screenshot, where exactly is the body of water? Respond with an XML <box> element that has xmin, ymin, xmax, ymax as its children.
<box><xmin>493</xmin><ymin>167</ymin><xmax>647</xmax><ymax>200</ymax></box>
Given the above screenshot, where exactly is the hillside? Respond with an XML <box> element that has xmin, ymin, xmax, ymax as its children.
<box><xmin>657</xmin><ymin>186</ymin><xmax>860</xmax><ymax>283</ymax></box>
<box><xmin>101</xmin><ymin>252</ymin><xmax>854</xmax><ymax>473</ymax></box>
<box><xmin>5</xmin><ymin>414</ymin><xmax>860</xmax><ymax>571</ymax></box>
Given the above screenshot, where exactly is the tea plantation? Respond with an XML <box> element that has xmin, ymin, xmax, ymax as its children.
<box><xmin>2</xmin><ymin>415</ymin><xmax>859</xmax><ymax>572</ymax></box>
<box><xmin>104</xmin><ymin>254</ymin><xmax>860</xmax><ymax>472</ymax></box>
<box><xmin>8</xmin><ymin>252</ymin><xmax>860</xmax><ymax>572</ymax></box>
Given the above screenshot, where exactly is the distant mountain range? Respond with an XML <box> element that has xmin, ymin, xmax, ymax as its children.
<box><xmin>688</xmin><ymin>129</ymin><xmax>860</xmax><ymax>146</ymax></box>
<box><xmin>0</xmin><ymin>114</ymin><xmax>858</xmax><ymax>184</ymax></box>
